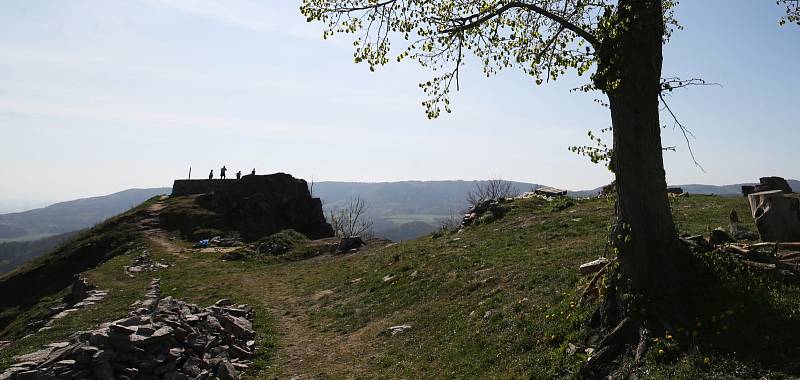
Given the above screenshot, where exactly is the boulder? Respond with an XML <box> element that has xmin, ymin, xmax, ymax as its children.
<box><xmin>336</xmin><ymin>237</ymin><xmax>366</xmax><ymax>254</ymax></box>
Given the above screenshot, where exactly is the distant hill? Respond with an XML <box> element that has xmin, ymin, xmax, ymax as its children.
<box><xmin>314</xmin><ymin>180</ymin><xmax>540</xmax><ymax>241</ymax></box>
<box><xmin>0</xmin><ymin>188</ymin><xmax>171</xmax><ymax>242</ymax></box>
<box><xmin>571</xmin><ymin>179</ymin><xmax>799</xmax><ymax>198</ymax></box>
<box><xmin>0</xmin><ymin>231</ymin><xmax>80</xmax><ymax>274</ymax></box>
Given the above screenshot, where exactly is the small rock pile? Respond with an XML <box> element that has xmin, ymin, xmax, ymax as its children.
<box><xmin>2</xmin><ymin>279</ymin><xmax>257</xmax><ymax>380</ymax></box>
<box><xmin>462</xmin><ymin>199</ymin><xmax>509</xmax><ymax>227</ymax></box>
<box><xmin>125</xmin><ymin>250</ymin><xmax>169</xmax><ymax>278</ymax></box>
<box><xmin>255</xmin><ymin>238</ymin><xmax>291</xmax><ymax>256</ymax></box>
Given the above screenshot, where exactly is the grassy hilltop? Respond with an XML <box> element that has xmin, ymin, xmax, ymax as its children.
<box><xmin>2</xmin><ymin>193</ymin><xmax>799</xmax><ymax>379</ymax></box>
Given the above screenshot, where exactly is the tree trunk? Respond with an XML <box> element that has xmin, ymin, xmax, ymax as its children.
<box><xmin>600</xmin><ymin>0</ymin><xmax>690</xmax><ymax>297</ymax></box>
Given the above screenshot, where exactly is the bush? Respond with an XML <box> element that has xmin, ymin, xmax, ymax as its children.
<box><xmin>254</xmin><ymin>230</ymin><xmax>308</xmax><ymax>256</ymax></box>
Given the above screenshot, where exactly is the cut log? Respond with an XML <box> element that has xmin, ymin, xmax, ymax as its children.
<box><xmin>747</xmin><ymin>191</ymin><xmax>800</xmax><ymax>242</ymax></box>
<box><xmin>741</xmin><ymin>260</ymin><xmax>776</xmax><ymax>271</ymax></box>
<box><xmin>746</xmin><ymin>242</ymin><xmax>800</xmax><ymax>250</ymax></box>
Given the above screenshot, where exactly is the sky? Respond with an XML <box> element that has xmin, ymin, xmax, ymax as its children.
<box><xmin>0</xmin><ymin>0</ymin><xmax>798</xmax><ymax>203</ymax></box>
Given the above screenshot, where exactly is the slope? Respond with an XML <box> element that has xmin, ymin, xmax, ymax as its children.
<box><xmin>3</xmin><ymin>194</ymin><xmax>800</xmax><ymax>379</ymax></box>
<box><xmin>0</xmin><ymin>187</ymin><xmax>171</xmax><ymax>242</ymax></box>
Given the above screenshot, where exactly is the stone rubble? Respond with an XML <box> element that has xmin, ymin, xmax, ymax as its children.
<box><xmin>462</xmin><ymin>199</ymin><xmax>510</xmax><ymax>227</ymax></box>
<box><xmin>1</xmin><ymin>279</ymin><xmax>257</xmax><ymax>380</ymax></box>
<box><xmin>125</xmin><ymin>250</ymin><xmax>169</xmax><ymax>278</ymax></box>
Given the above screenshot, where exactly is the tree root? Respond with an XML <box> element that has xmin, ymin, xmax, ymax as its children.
<box><xmin>581</xmin><ymin>317</ymin><xmax>639</xmax><ymax>379</ymax></box>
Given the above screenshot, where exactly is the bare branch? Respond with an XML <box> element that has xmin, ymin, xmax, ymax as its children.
<box><xmin>660</xmin><ymin>77</ymin><xmax>721</xmax><ymax>92</ymax></box>
<box><xmin>659</xmin><ymin>93</ymin><xmax>705</xmax><ymax>172</ymax></box>
<box><xmin>327</xmin><ymin>196</ymin><xmax>374</xmax><ymax>238</ymax></box>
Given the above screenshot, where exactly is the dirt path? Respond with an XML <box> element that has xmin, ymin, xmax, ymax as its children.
<box><xmin>139</xmin><ymin>197</ymin><xmax>188</xmax><ymax>258</ymax></box>
<box><xmin>138</xmin><ymin>196</ymin><xmax>373</xmax><ymax>378</ymax></box>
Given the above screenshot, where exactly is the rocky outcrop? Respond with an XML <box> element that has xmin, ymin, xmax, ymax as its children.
<box><xmin>164</xmin><ymin>173</ymin><xmax>333</xmax><ymax>241</ymax></box>
<box><xmin>742</xmin><ymin>176</ymin><xmax>794</xmax><ymax>196</ymax></box>
<box><xmin>1</xmin><ymin>279</ymin><xmax>257</xmax><ymax>380</ymax></box>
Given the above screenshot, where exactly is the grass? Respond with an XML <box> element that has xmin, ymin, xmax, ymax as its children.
<box><xmin>3</xmin><ymin>194</ymin><xmax>798</xmax><ymax>379</ymax></box>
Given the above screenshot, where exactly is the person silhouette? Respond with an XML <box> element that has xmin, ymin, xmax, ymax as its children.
<box><xmin>251</xmin><ymin>168</ymin><xmax>256</xmax><ymax>176</ymax></box>
<box><xmin>220</xmin><ymin>166</ymin><xmax>227</xmax><ymax>179</ymax></box>
<box><xmin>208</xmin><ymin>170</ymin><xmax>213</xmax><ymax>179</ymax></box>
<box><xmin>236</xmin><ymin>171</ymin><xmax>242</xmax><ymax>179</ymax></box>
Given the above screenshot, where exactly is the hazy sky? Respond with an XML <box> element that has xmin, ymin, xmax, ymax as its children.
<box><xmin>1</xmin><ymin>0</ymin><xmax>798</xmax><ymax>202</ymax></box>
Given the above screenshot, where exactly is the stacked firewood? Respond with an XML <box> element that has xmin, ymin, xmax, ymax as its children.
<box><xmin>723</xmin><ymin>242</ymin><xmax>800</xmax><ymax>279</ymax></box>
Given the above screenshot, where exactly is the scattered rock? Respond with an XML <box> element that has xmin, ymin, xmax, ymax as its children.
<box><xmin>1</xmin><ymin>278</ymin><xmax>257</xmax><ymax>380</ymax></box>
<box><xmin>387</xmin><ymin>324</ymin><xmax>411</xmax><ymax>335</ymax></box>
<box><xmin>125</xmin><ymin>250</ymin><xmax>169</xmax><ymax>277</ymax></box>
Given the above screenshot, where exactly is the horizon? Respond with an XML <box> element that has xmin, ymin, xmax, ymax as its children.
<box><xmin>1</xmin><ymin>1</ymin><xmax>798</xmax><ymax>201</ymax></box>
<box><xmin>3</xmin><ymin>175</ymin><xmax>797</xmax><ymax>213</ymax></box>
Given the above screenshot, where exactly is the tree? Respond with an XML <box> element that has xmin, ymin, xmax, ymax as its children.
<box><xmin>302</xmin><ymin>0</ymin><xmax>685</xmax><ymax>298</ymax></box>
<box><xmin>328</xmin><ymin>196</ymin><xmax>374</xmax><ymax>238</ymax></box>
<box><xmin>466</xmin><ymin>178</ymin><xmax>519</xmax><ymax>207</ymax></box>
<box><xmin>779</xmin><ymin>0</ymin><xmax>800</xmax><ymax>25</ymax></box>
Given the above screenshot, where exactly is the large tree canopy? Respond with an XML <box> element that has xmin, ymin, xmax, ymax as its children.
<box><xmin>301</xmin><ymin>0</ymin><xmax>679</xmax><ymax>118</ymax></box>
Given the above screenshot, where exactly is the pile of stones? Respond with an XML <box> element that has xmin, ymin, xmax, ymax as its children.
<box><xmin>462</xmin><ymin>199</ymin><xmax>509</xmax><ymax>227</ymax></box>
<box><xmin>1</xmin><ymin>279</ymin><xmax>257</xmax><ymax>380</ymax></box>
<box><xmin>125</xmin><ymin>250</ymin><xmax>169</xmax><ymax>278</ymax></box>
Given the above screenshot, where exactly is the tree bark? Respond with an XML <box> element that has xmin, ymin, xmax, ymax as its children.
<box><xmin>599</xmin><ymin>0</ymin><xmax>690</xmax><ymax>297</ymax></box>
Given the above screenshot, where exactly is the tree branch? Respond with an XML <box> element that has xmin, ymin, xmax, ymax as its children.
<box><xmin>329</xmin><ymin>0</ymin><xmax>397</xmax><ymax>13</ymax></box>
<box><xmin>440</xmin><ymin>1</ymin><xmax>599</xmax><ymax>47</ymax></box>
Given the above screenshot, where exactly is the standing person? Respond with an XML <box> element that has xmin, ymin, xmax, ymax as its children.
<box><xmin>220</xmin><ymin>165</ymin><xmax>227</xmax><ymax>179</ymax></box>
<box><xmin>251</xmin><ymin>168</ymin><xmax>256</xmax><ymax>176</ymax></box>
<box><xmin>236</xmin><ymin>171</ymin><xmax>241</xmax><ymax>179</ymax></box>
<box><xmin>208</xmin><ymin>170</ymin><xmax>213</xmax><ymax>179</ymax></box>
